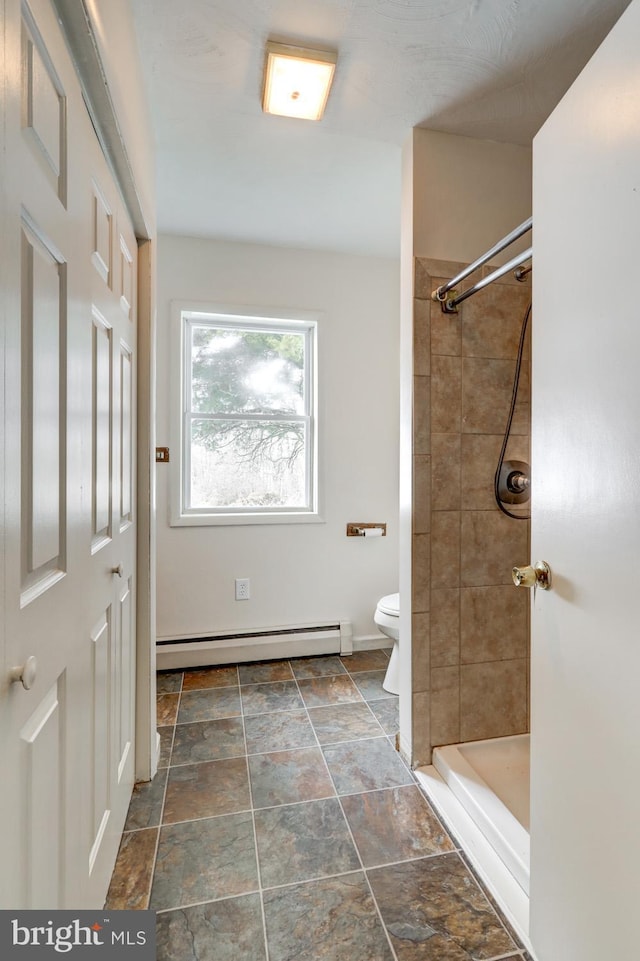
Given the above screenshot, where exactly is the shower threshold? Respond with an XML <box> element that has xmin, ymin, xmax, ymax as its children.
<box><xmin>414</xmin><ymin>733</ymin><xmax>535</xmax><ymax>957</ymax></box>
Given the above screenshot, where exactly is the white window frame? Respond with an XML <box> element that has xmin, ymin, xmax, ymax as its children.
<box><xmin>169</xmin><ymin>302</ymin><xmax>322</xmax><ymax>526</ymax></box>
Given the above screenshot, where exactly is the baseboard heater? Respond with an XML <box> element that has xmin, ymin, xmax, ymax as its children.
<box><xmin>156</xmin><ymin>621</ymin><xmax>353</xmax><ymax>671</ymax></box>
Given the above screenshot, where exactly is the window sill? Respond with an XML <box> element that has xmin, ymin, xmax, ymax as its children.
<box><xmin>169</xmin><ymin>511</ymin><xmax>325</xmax><ymax>528</ymax></box>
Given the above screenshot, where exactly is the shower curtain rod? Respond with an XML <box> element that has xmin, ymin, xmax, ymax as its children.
<box><xmin>438</xmin><ymin>247</ymin><xmax>533</xmax><ymax>313</ymax></box>
<box><xmin>431</xmin><ymin>216</ymin><xmax>532</xmax><ymax>304</ymax></box>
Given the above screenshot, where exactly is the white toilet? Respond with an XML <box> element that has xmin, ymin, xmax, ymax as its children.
<box><xmin>374</xmin><ymin>592</ymin><xmax>400</xmax><ymax>695</ymax></box>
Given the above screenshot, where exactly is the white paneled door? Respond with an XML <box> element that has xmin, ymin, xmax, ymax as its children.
<box><xmin>0</xmin><ymin>0</ymin><xmax>136</xmax><ymax>908</ymax></box>
<box><xmin>530</xmin><ymin>1</ymin><xmax>640</xmax><ymax>958</ymax></box>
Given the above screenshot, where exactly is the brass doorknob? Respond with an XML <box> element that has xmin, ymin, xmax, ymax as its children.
<box><xmin>512</xmin><ymin>560</ymin><xmax>552</xmax><ymax>590</ymax></box>
<box><xmin>111</xmin><ymin>563</ymin><xmax>124</xmax><ymax>578</ymax></box>
<box><xmin>10</xmin><ymin>656</ymin><xmax>38</xmax><ymax>690</ymax></box>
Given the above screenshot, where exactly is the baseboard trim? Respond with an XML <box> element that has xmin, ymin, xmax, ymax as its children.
<box><xmin>156</xmin><ymin>624</ymin><xmax>390</xmax><ymax>670</ymax></box>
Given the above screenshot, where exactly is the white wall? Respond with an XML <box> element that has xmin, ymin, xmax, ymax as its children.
<box><xmin>412</xmin><ymin>129</ymin><xmax>532</xmax><ymax>263</ymax></box>
<box><xmin>156</xmin><ymin>235</ymin><xmax>400</xmax><ymax>643</ymax></box>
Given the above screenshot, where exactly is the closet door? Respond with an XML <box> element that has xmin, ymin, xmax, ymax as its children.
<box><xmin>0</xmin><ymin>0</ymin><xmax>136</xmax><ymax>908</ymax></box>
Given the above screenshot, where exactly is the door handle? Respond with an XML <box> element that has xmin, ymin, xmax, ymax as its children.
<box><xmin>512</xmin><ymin>560</ymin><xmax>552</xmax><ymax>590</ymax></box>
<box><xmin>111</xmin><ymin>563</ymin><xmax>124</xmax><ymax>578</ymax></box>
<box><xmin>9</xmin><ymin>655</ymin><xmax>38</xmax><ymax>690</ymax></box>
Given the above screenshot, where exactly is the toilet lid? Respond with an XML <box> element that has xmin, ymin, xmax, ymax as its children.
<box><xmin>377</xmin><ymin>593</ymin><xmax>399</xmax><ymax>617</ymax></box>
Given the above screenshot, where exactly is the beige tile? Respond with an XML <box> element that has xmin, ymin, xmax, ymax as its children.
<box><xmin>414</xmin><ymin>298</ymin><xmax>431</xmax><ymax>376</ymax></box>
<box><xmin>462</xmin><ymin>357</ymin><xmax>517</xmax><ymax>435</ymax></box>
<box><xmin>431</xmin><ymin>512</ymin><xmax>460</xmax><ymax>590</ymax></box>
<box><xmin>461</xmin><ymin>511</ymin><xmax>529</xmax><ymax>587</ymax></box>
<box><xmin>414</xmin><ymin>258</ymin><xmax>433</xmax><ymax>301</ymax></box>
<box><xmin>432</xmin><ymin>433</ymin><xmax>461</xmax><ymax>511</ymax></box>
<box><xmin>414</xmin><ymin>375</ymin><xmax>431</xmax><ymax>455</ymax></box>
<box><xmin>462</xmin><ymin>282</ymin><xmax>530</xmax><ymax>360</ymax></box>
<box><xmin>461</xmin><ymin>434</ymin><xmax>502</xmax><ymax>510</ymax></box>
<box><xmin>431</xmin><ymin>288</ymin><xmax>461</xmax><ymax>357</ymax></box>
<box><xmin>432</xmin><ymin>356</ymin><xmax>461</xmax><ymax>434</ymax></box>
<box><xmin>422</xmin><ymin>257</ymin><xmax>465</xmax><ymax>283</ymax></box>
<box><xmin>430</xmin><ymin>666</ymin><xmax>459</xmax><ymax>748</ymax></box>
<box><xmin>415</xmin><ymin>258</ymin><xmax>471</xmax><ymax>301</ymax></box>
<box><xmin>412</xmin><ymin>534</ymin><xmax>430</xmax><ymax>612</ymax></box>
<box><xmin>460</xmin><ymin>659</ymin><xmax>528</xmax><ymax>741</ymax></box>
<box><xmin>413</xmin><ymin>455</ymin><xmax>431</xmax><ymax>534</ymax></box>
<box><xmin>411</xmin><ymin>612</ymin><xmax>430</xmax><ymax>693</ymax></box>
<box><xmin>431</xmin><ymin>589</ymin><xmax>460</xmax><ymax>668</ymax></box>
<box><xmin>503</xmin><ymin>433</ymin><xmax>531</xmax><ymax>466</ymax></box>
<box><xmin>511</xmin><ymin>398</ymin><xmax>530</xmax><ymax>436</ymax></box>
<box><xmin>411</xmin><ymin>691</ymin><xmax>431</xmax><ymax>767</ymax></box>
<box><xmin>460</xmin><ymin>586</ymin><xmax>528</xmax><ymax>663</ymax></box>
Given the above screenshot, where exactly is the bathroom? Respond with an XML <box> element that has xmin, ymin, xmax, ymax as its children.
<box><xmin>142</xmin><ymin>121</ymin><xmax>535</xmax><ymax>954</ymax></box>
<box><xmin>143</xmin><ymin>23</ymin><xmax>634</xmax><ymax>961</ymax></box>
<box><xmin>3</xmin><ymin>1</ymin><xmax>638</xmax><ymax>958</ymax></box>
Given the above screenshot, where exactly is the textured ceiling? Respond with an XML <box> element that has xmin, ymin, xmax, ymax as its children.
<box><xmin>131</xmin><ymin>0</ymin><xmax>631</xmax><ymax>257</ymax></box>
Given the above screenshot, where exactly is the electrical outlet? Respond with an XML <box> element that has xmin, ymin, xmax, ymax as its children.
<box><xmin>235</xmin><ymin>578</ymin><xmax>250</xmax><ymax>601</ymax></box>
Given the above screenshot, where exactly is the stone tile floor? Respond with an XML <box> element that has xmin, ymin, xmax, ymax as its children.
<box><xmin>106</xmin><ymin>650</ymin><xmax>530</xmax><ymax>961</ymax></box>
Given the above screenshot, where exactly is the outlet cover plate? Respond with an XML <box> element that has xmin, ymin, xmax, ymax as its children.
<box><xmin>235</xmin><ymin>578</ymin><xmax>250</xmax><ymax>600</ymax></box>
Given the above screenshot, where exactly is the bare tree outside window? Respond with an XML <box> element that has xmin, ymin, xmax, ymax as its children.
<box><xmin>182</xmin><ymin>315</ymin><xmax>315</xmax><ymax>513</ymax></box>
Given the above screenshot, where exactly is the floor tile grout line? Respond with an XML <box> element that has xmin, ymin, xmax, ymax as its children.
<box><xmin>294</xmin><ymin>670</ymin><xmax>401</xmax><ymax>961</ymax></box>
<box><xmin>158</xmin><ymin>805</ymin><xmax>256</xmax><ymax>828</ymax></box>
<box><xmin>148</xmin><ymin>672</ymin><xmax>183</xmax><ymax>909</ymax></box>
<box><xmin>151</xmin><ymin>655</ymin><xmax>513</xmax><ymax>957</ymax></box>
<box><xmin>168</xmin><ymin>707</ymin><xmax>395</xmax><ymax>743</ymax></box>
<box><xmin>239</xmin><ymin>697</ymin><xmax>271</xmax><ymax>961</ymax></box>
<box><xmin>153</xmin><ymin>888</ymin><xmax>262</xmax><ymax>916</ymax></box>
<box><xmin>249</xmin><ymin>731</ymin><xmax>388</xmax><ymax>755</ymax></box>
<box><xmin>256</xmin><ymin>780</ymin><xmax>439</xmax><ymax>812</ymax></box>
<box><xmin>172</xmin><ymin>693</ymin><xmax>395</xmax><ymax>725</ymax></box>
<box><xmin>333</xmin><ymin>789</ymin><xmax>402</xmax><ymax>961</ymax></box>
<box><xmin>260</xmin><ymin>866</ymin><xmax>364</xmax><ymax>895</ymax></box>
<box><xmin>121</xmin><ymin>781</ymin><xmax>453</xmax><ymax>838</ymax></box>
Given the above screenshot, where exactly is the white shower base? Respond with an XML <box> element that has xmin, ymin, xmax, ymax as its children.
<box><xmin>415</xmin><ymin>733</ymin><xmax>536</xmax><ymax>957</ymax></box>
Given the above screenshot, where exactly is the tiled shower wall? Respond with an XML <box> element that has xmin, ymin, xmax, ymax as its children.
<box><xmin>411</xmin><ymin>258</ymin><xmax>531</xmax><ymax>766</ymax></box>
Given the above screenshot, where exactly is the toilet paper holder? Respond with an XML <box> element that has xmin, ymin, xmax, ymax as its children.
<box><xmin>346</xmin><ymin>523</ymin><xmax>387</xmax><ymax>537</ymax></box>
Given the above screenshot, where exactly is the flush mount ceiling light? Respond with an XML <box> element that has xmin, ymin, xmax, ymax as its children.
<box><xmin>263</xmin><ymin>42</ymin><xmax>337</xmax><ymax>121</ymax></box>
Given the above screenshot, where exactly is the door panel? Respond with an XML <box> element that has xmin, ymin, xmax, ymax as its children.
<box><xmin>89</xmin><ymin>610</ymin><xmax>111</xmax><ymax>877</ymax></box>
<box><xmin>1</xmin><ymin>0</ymin><xmax>137</xmax><ymax>909</ymax></box>
<box><xmin>21</xmin><ymin>3</ymin><xmax>67</xmax><ymax>204</ymax></box>
<box><xmin>20</xmin><ymin>215</ymin><xmax>66</xmax><ymax>597</ymax></box>
<box><xmin>115</xmin><ymin>578</ymin><xmax>133</xmax><ymax>784</ymax></box>
<box><xmin>91</xmin><ymin>184</ymin><xmax>112</xmax><ymax>285</ymax></box>
<box><xmin>530</xmin><ymin>1</ymin><xmax>640</xmax><ymax>957</ymax></box>
<box><xmin>119</xmin><ymin>340</ymin><xmax>133</xmax><ymax>528</ymax></box>
<box><xmin>91</xmin><ymin>308</ymin><xmax>112</xmax><ymax>550</ymax></box>
<box><xmin>19</xmin><ymin>677</ymin><xmax>65</xmax><ymax>907</ymax></box>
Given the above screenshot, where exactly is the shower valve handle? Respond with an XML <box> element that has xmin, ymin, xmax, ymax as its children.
<box><xmin>512</xmin><ymin>561</ymin><xmax>552</xmax><ymax>590</ymax></box>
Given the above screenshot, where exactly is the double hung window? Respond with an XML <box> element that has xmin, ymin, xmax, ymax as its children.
<box><xmin>174</xmin><ymin>308</ymin><xmax>318</xmax><ymax>524</ymax></box>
